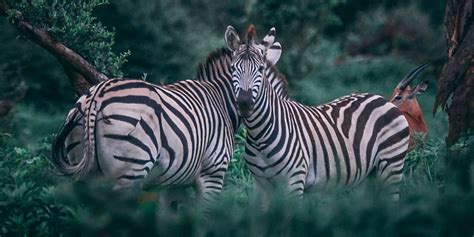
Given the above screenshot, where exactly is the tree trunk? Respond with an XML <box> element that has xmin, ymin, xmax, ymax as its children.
<box><xmin>434</xmin><ymin>0</ymin><xmax>474</xmax><ymax>145</ymax></box>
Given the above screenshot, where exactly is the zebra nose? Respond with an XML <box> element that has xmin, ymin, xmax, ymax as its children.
<box><xmin>237</xmin><ymin>89</ymin><xmax>253</xmax><ymax>117</ymax></box>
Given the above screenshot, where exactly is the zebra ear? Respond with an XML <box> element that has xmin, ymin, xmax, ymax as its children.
<box><xmin>261</xmin><ymin>27</ymin><xmax>276</xmax><ymax>48</ymax></box>
<box><xmin>265</xmin><ymin>42</ymin><xmax>282</xmax><ymax>65</ymax></box>
<box><xmin>260</xmin><ymin>27</ymin><xmax>281</xmax><ymax>65</ymax></box>
<box><xmin>225</xmin><ymin>25</ymin><xmax>241</xmax><ymax>52</ymax></box>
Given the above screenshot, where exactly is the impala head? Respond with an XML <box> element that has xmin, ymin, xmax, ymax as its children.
<box><xmin>225</xmin><ymin>25</ymin><xmax>282</xmax><ymax>118</ymax></box>
<box><xmin>390</xmin><ymin>64</ymin><xmax>429</xmax><ymax>137</ymax></box>
<box><xmin>390</xmin><ymin>64</ymin><xmax>428</xmax><ymax>107</ymax></box>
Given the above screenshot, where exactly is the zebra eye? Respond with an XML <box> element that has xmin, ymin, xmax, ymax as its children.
<box><xmin>258</xmin><ymin>64</ymin><xmax>264</xmax><ymax>72</ymax></box>
<box><xmin>230</xmin><ymin>64</ymin><xmax>236</xmax><ymax>71</ymax></box>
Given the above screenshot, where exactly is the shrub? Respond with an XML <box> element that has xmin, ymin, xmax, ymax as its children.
<box><xmin>0</xmin><ymin>136</ymin><xmax>73</xmax><ymax>236</ymax></box>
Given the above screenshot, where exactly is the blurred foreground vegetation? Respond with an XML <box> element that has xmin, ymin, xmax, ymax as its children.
<box><xmin>1</xmin><ymin>133</ymin><xmax>473</xmax><ymax>236</ymax></box>
<box><xmin>0</xmin><ymin>0</ymin><xmax>473</xmax><ymax>236</ymax></box>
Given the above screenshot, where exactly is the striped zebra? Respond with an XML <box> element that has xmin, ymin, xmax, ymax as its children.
<box><xmin>51</xmin><ymin>31</ymin><xmax>286</xmax><ymax>204</ymax></box>
<box><xmin>224</xmin><ymin>25</ymin><xmax>410</xmax><ymax>203</ymax></box>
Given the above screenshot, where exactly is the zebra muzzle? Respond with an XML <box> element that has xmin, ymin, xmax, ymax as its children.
<box><xmin>237</xmin><ymin>89</ymin><xmax>253</xmax><ymax>118</ymax></box>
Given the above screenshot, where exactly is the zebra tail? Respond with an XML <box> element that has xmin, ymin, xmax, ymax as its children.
<box><xmin>51</xmin><ymin>91</ymin><xmax>99</xmax><ymax>180</ymax></box>
<box><xmin>75</xmin><ymin>93</ymin><xmax>100</xmax><ymax>180</ymax></box>
<box><xmin>50</xmin><ymin>105</ymin><xmax>91</xmax><ymax>178</ymax></box>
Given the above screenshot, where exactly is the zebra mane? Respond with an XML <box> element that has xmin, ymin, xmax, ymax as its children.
<box><xmin>196</xmin><ymin>47</ymin><xmax>232</xmax><ymax>82</ymax></box>
<box><xmin>196</xmin><ymin>47</ymin><xmax>289</xmax><ymax>98</ymax></box>
<box><xmin>266</xmin><ymin>63</ymin><xmax>289</xmax><ymax>99</ymax></box>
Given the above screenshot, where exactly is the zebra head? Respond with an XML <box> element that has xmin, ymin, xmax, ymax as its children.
<box><xmin>225</xmin><ymin>25</ymin><xmax>282</xmax><ymax>118</ymax></box>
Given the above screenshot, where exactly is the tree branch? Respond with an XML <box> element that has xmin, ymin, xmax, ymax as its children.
<box><xmin>14</xmin><ymin>19</ymin><xmax>108</xmax><ymax>81</ymax></box>
<box><xmin>0</xmin><ymin>2</ymin><xmax>108</xmax><ymax>95</ymax></box>
<box><xmin>62</xmin><ymin>63</ymin><xmax>94</xmax><ymax>96</ymax></box>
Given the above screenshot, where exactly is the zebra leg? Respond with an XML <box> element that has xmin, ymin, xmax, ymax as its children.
<box><xmin>288</xmin><ymin>168</ymin><xmax>307</xmax><ymax>198</ymax></box>
<box><xmin>374</xmin><ymin>153</ymin><xmax>407</xmax><ymax>201</ymax></box>
<box><xmin>195</xmin><ymin>168</ymin><xmax>228</xmax><ymax>206</ymax></box>
<box><xmin>253</xmin><ymin>177</ymin><xmax>273</xmax><ymax>211</ymax></box>
<box><xmin>253</xmin><ymin>171</ymin><xmax>306</xmax><ymax>211</ymax></box>
<box><xmin>158</xmin><ymin>187</ymin><xmax>189</xmax><ymax>211</ymax></box>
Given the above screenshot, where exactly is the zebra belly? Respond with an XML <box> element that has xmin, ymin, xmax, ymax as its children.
<box><xmin>145</xmin><ymin>115</ymin><xmax>209</xmax><ymax>187</ymax></box>
<box><xmin>145</xmin><ymin>148</ymin><xmax>204</xmax><ymax>187</ymax></box>
<box><xmin>304</xmin><ymin>139</ymin><xmax>375</xmax><ymax>192</ymax></box>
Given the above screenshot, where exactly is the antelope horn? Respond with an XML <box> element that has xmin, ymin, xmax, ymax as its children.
<box><xmin>398</xmin><ymin>64</ymin><xmax>429</xmax><ymax>90</ymax></box>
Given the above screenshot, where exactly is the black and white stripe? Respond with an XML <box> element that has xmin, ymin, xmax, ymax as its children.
<box><xmin>51</xmin><ymin>45</ymin><xmax>287</xmax><ymax>203</ymax></box>
<box><xmin>225</xmin><ymin>26</ymin><xmax>410</xmax><ymax>203</ymax></box>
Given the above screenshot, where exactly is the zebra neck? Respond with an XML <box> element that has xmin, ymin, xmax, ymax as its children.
<box><xmin>244</xmin><ymin>79</ymin><xmax>281</xmax><ymax>142</ymax></box>
<box><xmin>206</xmin><ymin>78</ymin><xmax>240</xmax><ymax>132</ymax></box>
<box><xmin>195</xmin><ymin>48</ymin><xmax>240</xmax><ymax>131</ymax></box>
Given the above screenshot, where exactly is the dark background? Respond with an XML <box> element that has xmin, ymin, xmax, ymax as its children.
<box><xmin>0</xmin><ymin>0</ymin><xmax>447</xmax><ymax>147</ymax></box>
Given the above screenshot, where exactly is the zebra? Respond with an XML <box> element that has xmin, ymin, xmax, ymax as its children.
<box><xmin>51</xmin><ymin>29</ymin><xmax>286</xmax><ymax>204</ymax></box>
<box><xmin>224</xmin><ymin>25</ymin><xmax>410</xmax><ymax>204</ymax></box>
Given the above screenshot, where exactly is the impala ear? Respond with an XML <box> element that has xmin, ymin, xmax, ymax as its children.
<box><xmin>409</xmin><ymin>82</ymin><xmax>428</xmax><ymax>98</ymax></box>
<box><xmin>225</xmin><ymin>25</ymin><xmax>241</xmax><ymax>52</ymax></box>
<box><xmin>413</xmin><ymin>82</ymin><xmax>428</xmax><ymax>94</ymax></box>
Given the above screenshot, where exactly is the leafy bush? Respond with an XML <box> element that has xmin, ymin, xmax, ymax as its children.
<box><xmin>0</xmin><ymin>136</ymin><xmax>72</xmax><ymax>236</ymax></box>
<box><xmin>5</xmin><ymin>0</ymin><xmax>129</xmax><ymax>78</ymax></box>
<box><xmin>96</xmin><ymin>0</ymin><xmax>222</xmax><ymax>82</ymax></box>
<box><xmin>1</xmin><ymin>130</ymin><xmax>473</xmax><ymax>236</ymax></box>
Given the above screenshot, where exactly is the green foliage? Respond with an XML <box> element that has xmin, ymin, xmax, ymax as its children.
<box><xmin>401</xmin><ymin>139</ymin><xmax>446</xmax><ymax>194</ymax></box>
<box><xmin>97</xmin><ymin>0</ymin><xmax>222</xmax><ymax>82</ymax></box>
<box><xmin>1</xmin><ymin>135</ymin><xmax>473</xmax><ymax>236</ymax></box>
<box><xmin>224</xmin><ymin>128</ymin><xmax>253</xmax><ymax>204</ymax></box>
<box><xmin>247</xmin><ymin>0</ymin><xmax>344</xmax><ymax>79</ymax></box>
<box><xmin>0</xmin><ymin>17</ymin><xmax>75</xmax><ymax>109</ymax></box>
<box><xmin>0</xmin><ymin>0</ymin><xmax>447</xmax><ymax>110</ymax></box>
<box><xmin>6</xmin><ymin>0</ymin><xmax>129</xmax><ymax>78</ymax></box>
<box><xmin>94</xmin><ymin>0</ymin><xmax>346</xmax><ymax>82</ymax></box>
<box><xmin>0</xmin><ymin>104</ymin><xmax>66</xmax><ymax>147</ymax></box>
<box><xmin>0</xmin><ymin>136</ymin><xmax>72</xmax><ymax>236</ymax></box>
<box><xmin>344</xmin><ymin>5</ymin><xmax>443</xmax><ymax>60</ymax></box>
<box><xmin>0</xmin><ymin>1</ymin><xmax>468</xmax><ymax>235</ymax></box>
